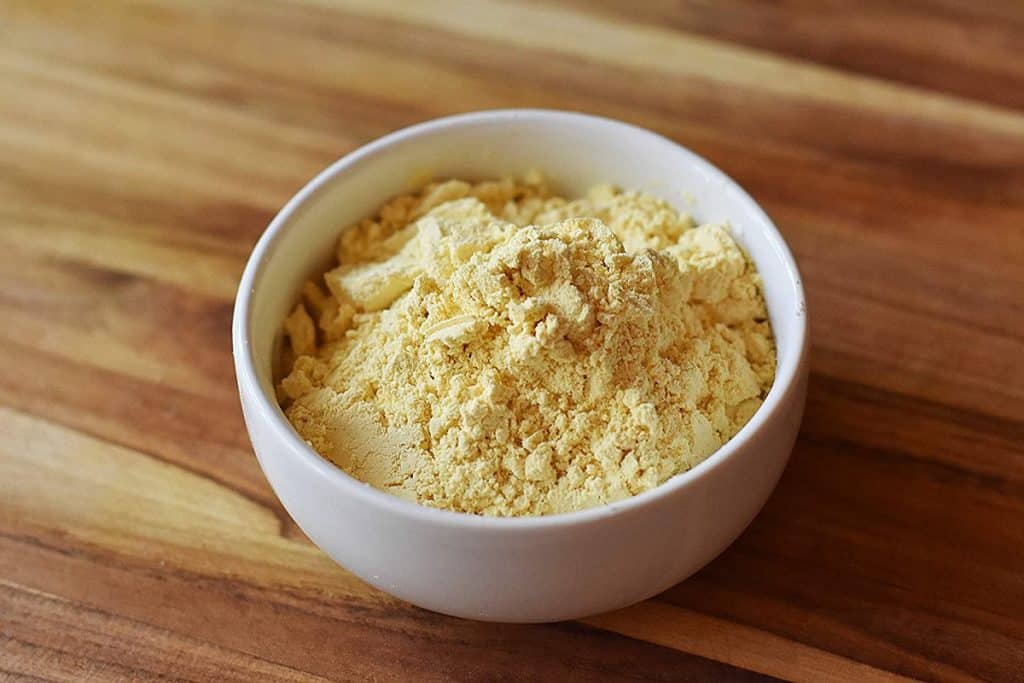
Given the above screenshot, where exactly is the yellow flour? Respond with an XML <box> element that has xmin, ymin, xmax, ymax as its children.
<box><xmin>279</xmin><ymin>176</ymin><xmax>775</xmax><ymax>516</ymax></box>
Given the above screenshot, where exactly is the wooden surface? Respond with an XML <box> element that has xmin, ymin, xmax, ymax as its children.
<box><xmin>1</xmin><ymin>1</ymin><xmax>1022</xmax><ymax>680</ymax></box>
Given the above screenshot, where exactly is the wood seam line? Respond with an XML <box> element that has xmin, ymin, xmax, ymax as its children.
<box><xmin>583</xmin><ymin>601</ymin><xmax>926</xmax><ymax>683</ymax></box>
<box><xmin>319</xmin><ymin>0</ymin><xmax>1024</xmax><ymax>138</ymax></box>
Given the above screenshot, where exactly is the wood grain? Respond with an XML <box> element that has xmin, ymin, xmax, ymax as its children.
<box><xmin>1</xmin><ymin>1</ymin><xmax>1022</xmax><ymax>680</ymax></box>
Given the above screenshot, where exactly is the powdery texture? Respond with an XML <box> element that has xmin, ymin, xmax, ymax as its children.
<box><xmin>279</xmin><ymin>177</ymin><xmax>776</xmax><ymax>516</ymax></box>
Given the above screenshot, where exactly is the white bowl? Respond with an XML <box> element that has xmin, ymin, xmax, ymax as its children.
<box><xmin>233</xmin><ymin>109</ymin><xmax>808</xmax><ymax>623</ymax></box>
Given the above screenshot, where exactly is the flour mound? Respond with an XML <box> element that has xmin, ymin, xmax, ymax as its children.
<box><xmin>280</xmin><ymin>178</ymin><xmax>775</xmax><ymax>516</ymax></box>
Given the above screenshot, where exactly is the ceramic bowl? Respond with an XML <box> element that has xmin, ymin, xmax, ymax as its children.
<box><xmin>233</xmin><ymin>109</ymin><xmax>808</xmax><ymax>622</ymax></box>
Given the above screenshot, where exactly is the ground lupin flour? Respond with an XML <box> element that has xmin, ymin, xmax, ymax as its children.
<box><xmin>278</xmin><ymin>175</ymin><xmax>775</xmax><ymax>516</ymax></box>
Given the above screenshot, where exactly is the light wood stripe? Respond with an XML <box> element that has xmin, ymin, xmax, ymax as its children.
<box><xmin>325</xmin><ymin>0</ymin><xmax>1024</xmax><ymax>138</ymax></box>
<box><xmin>0</xmin><ymin>49</ymin><xmax>341</xmax><ymax>206</ymax></box>
<box><xmin>0</xmin><ymin>406</ymin><xmax>363</xmax><ymax>593</ymax></box>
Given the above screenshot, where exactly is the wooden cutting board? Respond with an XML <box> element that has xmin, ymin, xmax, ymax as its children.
<box><xmin>1</xmin><ymin>1</ymin><xmax>1022</xmax><ymax>680</ymax></box>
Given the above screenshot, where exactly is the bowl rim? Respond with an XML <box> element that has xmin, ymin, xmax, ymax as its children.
<box><xmin>232</xmin><ymin>108</ymin><xmax>808</xmax><ymax>531</ymax></box>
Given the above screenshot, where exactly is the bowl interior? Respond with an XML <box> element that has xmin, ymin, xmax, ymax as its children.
<box><xmin>241</xmin><ymin>110</ymin><xmax>805</xmax><ymax>477</ymax></box>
